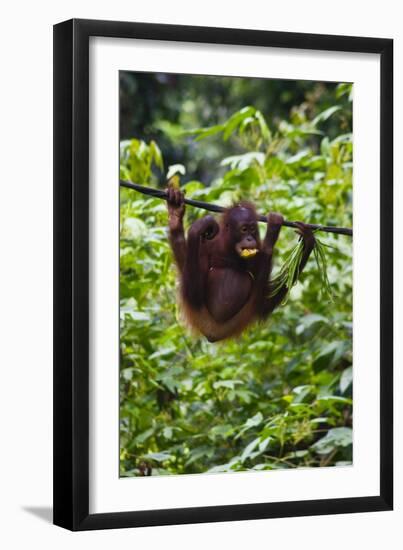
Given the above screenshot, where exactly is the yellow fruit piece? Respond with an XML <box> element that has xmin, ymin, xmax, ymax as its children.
<box><xmin>168</xmin><ymin>175</ymin><xmax>180</xmax><ymax>189</ymax></box>
<box><xmin>240</xmin><ymin>248</ymin><xmax>257</xmax><ymax>258</ymax></box>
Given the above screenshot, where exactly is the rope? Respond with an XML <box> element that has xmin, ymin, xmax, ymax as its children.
<box><xmin>120</xmin><ymin>180</ymin><xmax>353</xmax><ymax>237</ymax></box>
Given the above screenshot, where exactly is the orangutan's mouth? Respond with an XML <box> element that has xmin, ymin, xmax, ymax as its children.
<box><xmin>239</xmin><ymin>248</ymin><xmax>258</xmax><ymax>258</ymax></box>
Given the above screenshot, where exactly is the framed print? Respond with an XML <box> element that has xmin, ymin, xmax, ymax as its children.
<box><xmin>53</xmin><ymin>19</ymin><xmax>393</xmax><ymax>530</ymax></box>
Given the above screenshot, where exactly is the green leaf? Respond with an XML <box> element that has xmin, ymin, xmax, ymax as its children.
<box><xmin>313</xmin><ymin>341</ymin><xmax>346</xmax><ymax>372</ymax></box>
<box><xmin>311</xmin><ymin>427</ymin><xmax>352</xmax><ymax>455</ymax></box>
<box><xmin>143</xmin><ymin>452</ymin><xmax>173</xmax><ymax>462</ymax></box>
<box><xmin>220</xmin><ymin>152</ymin><xmax>265</xmax><ymax>170</ymax></box>
<box><xmin>312</xmin><ymin>106</ymin><xmax>341</xmax><ymax>126</ymax></box>
<box><xmin>149</xmin><ymin>347</ymin><xmax>176</xmax><ymax>360</ymax></box>
<box><xmin>241</xmin><ymin>437</ymin><xmax>260</xmax><ymax>462</ymax></box>
<box><xmin>285</xmin><ymin>150</ymin><xmax>310</xmax><ymax>164</ymax></box>
<box><xmin>184</xmin><ymin>124</ymin><xmax>224</xmax><ymax>141</ymax></box>
<box><xmin>163</xmin><ymin>427</ymin><xmax>173</xmax><ymax>439</ymax></box>
<box><xmin>258</xmin><ymin>436</ymin><xmax>272</xmax><ymax>453</ymax></box>
<box><xmin>296</xmin><ymin>314</ymin><xmax>327</xmax><ymax>335</ymax></box>
<box><xmin>340</xmin><ymin>366</ymin><xmax>353</xmax><ymax>394</ymax></box>
<box><xmin>244</xmin><ymin>412</ymin><xmax>263</xmax><ymax>428</ymax></box>
<box><xmin>135</xmin><ymin>428</ymin><xmax>154</xmax><ymax>444</ymax></box>
<box><xmin>122</xmin><ymin>217</ymin><xmax>147</xmax><ymax>240</ymax></box>
<box><xmin>255</xmin><ymin>110</ymin><xmax>271</xmax><ymax>142</ymax></box>
<box><xmin>149</xmin><ymin>140</ymin><xmax>164</xmax><ymax>170</ymax></box>
<box><xmin>292</xmin><ymin>385</ymin><xmax>314</xmax><ymax>403</ymax></box>
<box><xmin>223</xmin><ymin>107</ymin><xmax>255</xmax><ymax>140</ymax></box>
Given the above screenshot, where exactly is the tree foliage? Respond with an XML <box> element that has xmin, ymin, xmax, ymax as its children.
<box><xmin>119</xmin><ymin>76</ymin><xmax>353</xmax><ymax>477</ymax></box>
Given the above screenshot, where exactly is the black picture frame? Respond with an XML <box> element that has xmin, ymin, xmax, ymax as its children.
<box><xmin>53</xmin><ymin>18</ymin><xmax>393</xmax><ymax>531</ymax></box>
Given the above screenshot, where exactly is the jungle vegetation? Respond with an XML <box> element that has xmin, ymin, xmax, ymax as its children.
<box><xmin>119</xmin><ymin>73</ymin><xmax>353</xmax><ymax>476</ymax></box>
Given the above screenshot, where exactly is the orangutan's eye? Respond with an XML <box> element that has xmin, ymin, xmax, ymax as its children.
<box><xmin>241</xmin><ymin>226</ymin><xmax>247</xmax><ymax>233</ymax></box>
